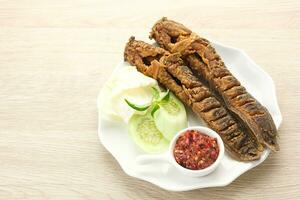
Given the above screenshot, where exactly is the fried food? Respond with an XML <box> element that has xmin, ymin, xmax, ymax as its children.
<box><xmin>124</xmin><ymin>37</ymin><xmax>263</xmax><ymax>160</ymax></box>
<box><xmin>150</xmin><ymin>18</ymin><xmax>279</xmax><ymax>151</ymax></box>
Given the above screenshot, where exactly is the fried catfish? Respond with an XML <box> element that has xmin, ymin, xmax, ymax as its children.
<box><xmin>150</xmin><ymin>18</ymin><xmax>279</xmax><ymax>151</ymax></box>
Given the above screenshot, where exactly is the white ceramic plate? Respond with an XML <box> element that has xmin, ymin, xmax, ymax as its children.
<box><xmin>97</xmin><ymin>41</ymin><xmax>282</xmax><ymax>191</ymax></box>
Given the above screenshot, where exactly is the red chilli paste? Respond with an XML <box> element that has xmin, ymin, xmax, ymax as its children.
<box><xmin>174</xmin><ymin>130</ymin><xmax>219</xmax><ymax>170</ymax></box>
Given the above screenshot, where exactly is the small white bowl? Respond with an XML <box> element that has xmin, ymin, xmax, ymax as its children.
<box><xmin>169</xmin><ymin>126</ymin><xmax>225</xmax><ymax>177</ymax></box>
<box><xmin>136</xmin><ymin>126</ymin><xmax>225</xmax><ymax>177</ymax></box>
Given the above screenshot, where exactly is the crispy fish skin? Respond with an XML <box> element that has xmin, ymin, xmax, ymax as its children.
<box><xmin>124</xmin><ymin>37</ymin><xmax>263</xmax><ymax>161</ymax></box>
<box><xmin>150</xmin><ymin>18</ymin><xmax>279</xmax><ymax>151</ymax></box>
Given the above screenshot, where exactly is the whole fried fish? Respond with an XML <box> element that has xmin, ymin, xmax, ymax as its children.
<box><xmin>150</xmin><ymin>18</ymin><xmax>279</xmax><ymax>151</ymax></box>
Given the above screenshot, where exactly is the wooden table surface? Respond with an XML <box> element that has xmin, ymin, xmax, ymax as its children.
<box><xmin>0</xmin><ymin>0</ymin><xmax>299</xmax><ymax>199</ymax></box>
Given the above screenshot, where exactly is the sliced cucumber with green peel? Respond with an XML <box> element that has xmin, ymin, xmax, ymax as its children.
<box><xmin>153</xmin><ymin>93</ymin><xmax>187</xmax><ymax>141</ymax></box>
<box><xmin>126</xmin><ymin>89</ymin><xmax>187</xmax><ymax>151</ymax></box>
<box><xmin>128</xmin><ymin>113</ymin><xmax>169</xmax><ymax>153</ymax></box>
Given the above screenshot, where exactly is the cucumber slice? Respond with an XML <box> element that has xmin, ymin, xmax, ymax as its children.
<box><xmin>128</xmin><ymin>113</ymin><xmax>169</xmax><ymax>153</ymax></box>
<box><xmin>153</xmin><ymin>93</ymin><xmax>188</xmax><ymax>141</ymax></box>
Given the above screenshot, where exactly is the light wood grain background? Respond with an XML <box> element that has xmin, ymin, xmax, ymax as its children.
<box><xmin>0</xmin><ymin>0</ymin><xmax>299</xmax><ymax>199</ymax></box>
